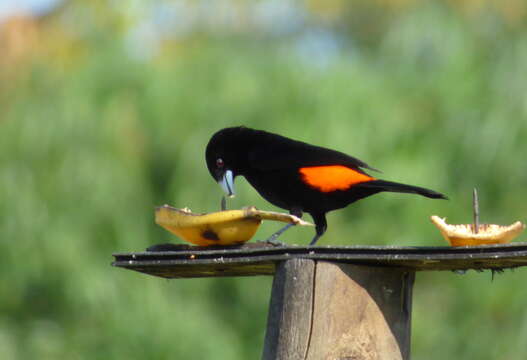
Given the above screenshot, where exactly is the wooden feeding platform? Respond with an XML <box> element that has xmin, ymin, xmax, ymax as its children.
<box><xmin>113</xmin><ymin>242</ymin><xmax>527</xmax><ymax>359</ymax></box>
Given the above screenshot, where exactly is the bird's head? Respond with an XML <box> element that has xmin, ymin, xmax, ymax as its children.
<box><xmin>205</xmin><ymin>127</ymin><xmax>250</xmax><ymax>198</ymax></box>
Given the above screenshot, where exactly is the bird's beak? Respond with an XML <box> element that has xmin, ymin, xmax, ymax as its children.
<box><xmin>219</xmin><ymin>170</ymin><xmax>235</xmax><ymax>198</ymax></box>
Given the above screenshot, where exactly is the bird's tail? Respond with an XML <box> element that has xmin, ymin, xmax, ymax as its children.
<box><xmin>361</xmin><ymin>179</ymin><xmax>448</xmax><ymax>200</ymax></box>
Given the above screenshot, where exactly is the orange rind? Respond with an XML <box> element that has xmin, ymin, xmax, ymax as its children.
<box><xmin>430</xmin><ymin>215</ymin><xmax>525</xmax><ymax>247</ymax></box>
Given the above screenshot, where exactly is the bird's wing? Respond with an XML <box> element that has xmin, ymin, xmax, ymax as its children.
<box><xmin>248</xmin><ymin>136</ymin><xmax>379</xmax><ymax>174</ymax></box>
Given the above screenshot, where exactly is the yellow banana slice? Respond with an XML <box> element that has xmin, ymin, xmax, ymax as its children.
<box><xmin>430</xmin><ymin>215</ymin><xmax>525</xmax><ymax>246</ymax></box>
<box><xmin>155</xmin><ymin>205</ymin><xmax>313</xmax><ymax>246</ymax></box>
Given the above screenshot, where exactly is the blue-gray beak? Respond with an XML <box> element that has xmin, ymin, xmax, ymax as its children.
<box><xmin>219</xmin><ymin>170</ymin><xmax>235</xmax><ymax>198</ymax></box>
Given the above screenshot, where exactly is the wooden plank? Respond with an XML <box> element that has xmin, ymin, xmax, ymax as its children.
<box><xmin>262</xmin><ymin>259</ymin><xmax>315</xmax><ymax>360</ymax></box>
<box><xmin>113</xmin><ymin>242</ymin><xmax>527</xmax><ymax>278</ymax></box>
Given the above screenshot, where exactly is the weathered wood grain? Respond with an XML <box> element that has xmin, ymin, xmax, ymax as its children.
<box><xmin>262</xmin><ymin>259</ymin><xmax>315</xmax><ymax>360</ymax></box>
<box><xmin>260</xmin><ymin>260</ymin><xmax>414</xmax><ymax>360</ymax></box>
<box><xmin>306</xmin><ymin>262</ymin><xmax>413</xmax><ymax>360</ymax></box>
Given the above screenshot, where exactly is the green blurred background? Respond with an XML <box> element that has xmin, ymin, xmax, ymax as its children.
<box><xmin>1</xmin><ymin>0</ymin><xmax>527</xmax><ymax>358</ymax></box>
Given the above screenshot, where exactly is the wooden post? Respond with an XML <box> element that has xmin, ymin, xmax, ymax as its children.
<box><xmin>114</xmin><ymin>243</ymin><xmax>527</xmax><ymax>358</ymax></box>
<box><xmin>262</xmin><ymin>260</ymin><xmax>415</xmax><ymax>360</ymax></box>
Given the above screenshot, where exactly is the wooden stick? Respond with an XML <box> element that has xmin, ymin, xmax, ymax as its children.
<box><xmin>473</xmin><ymin>188</ymin><xmax>480</xmax><ymax>234</ymax></box>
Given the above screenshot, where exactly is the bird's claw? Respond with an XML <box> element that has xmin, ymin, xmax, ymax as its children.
<box><xmin>258</xmin><ymin>238</ymin><xmax>286</xmax><ymax>247</ymax></box>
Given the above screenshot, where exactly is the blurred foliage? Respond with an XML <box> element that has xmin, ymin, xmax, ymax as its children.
<box><xmin>1</xmin><ymin>0</ymin><xmax>527</xmax><ymax>359</ymax></box>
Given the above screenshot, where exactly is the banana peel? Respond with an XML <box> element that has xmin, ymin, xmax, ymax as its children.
<box><xmin>430</xmin><ymin>215</ymin><xmax>525</xmax><ymax>247</ymax></box>
<box><xmin>155</xmin><ymin>205</ymin><xmax>313</xmax><ymax>246</ymax></box>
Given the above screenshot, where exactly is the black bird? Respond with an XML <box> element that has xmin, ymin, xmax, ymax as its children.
<box><xmin>205</xmin><ymin>126</ymin><xmax>447</xmax><ymax>245</ymax></box>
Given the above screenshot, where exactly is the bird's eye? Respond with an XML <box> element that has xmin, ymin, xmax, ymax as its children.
<box><xmin>216</xmin><ymin>158</ymin><xmax>224</xmax><ymax>168</ymax></box>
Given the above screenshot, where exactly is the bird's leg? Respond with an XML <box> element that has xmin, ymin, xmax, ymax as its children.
<box><xmin>309</xmin><ymin>234</ymin><xmax>321</xmax><ymax>246</ymax></box>
<box><xmin>264</xmin><ymin>208</ymin><xmax>303</xmax><ymax>246</ymax></box>
<box><xmin>309</xmin><ymin>213</ymin><xmax>327</xmax><ymax>246</ymax></box>
<box><xmin>220</xmin><ymin>196</ymin><xmax>227</xmax><ymax>211</ymax></box>
<box><xmin>265</xmin><ymin>223</ymin><xmax>294</xmax><ymax>246</ymax></box>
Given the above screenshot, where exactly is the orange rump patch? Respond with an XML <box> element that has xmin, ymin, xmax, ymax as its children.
<box><xmin>299</xmin><ymin>165</ymin><xmax>375</xmax><ymax>192</ymax></box>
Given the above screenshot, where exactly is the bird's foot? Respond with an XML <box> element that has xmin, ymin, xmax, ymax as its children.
<box><xmin>266</xmin><ymin>238</ymin><xmax>287</xmax><ymax>247</ymax></box>
<box><xmin>257</xmin><ymin>238</ymin><xmax>286</xmax><ymax>247</ymax></box>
